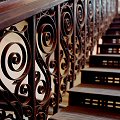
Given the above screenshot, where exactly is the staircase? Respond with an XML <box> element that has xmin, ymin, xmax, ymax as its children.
<box><xmin>49</xmin><ymin>17</ymin><xmax>120</xmax><ymax>120</ymax></box>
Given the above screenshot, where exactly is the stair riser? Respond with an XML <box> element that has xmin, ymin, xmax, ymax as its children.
<box><xmin>113</xmin><ymin>19</ymin><xmax>120</xmax><ymax>22</ymax></box>
<box><xmin>89</xmin><ymin>56</ymin><xmax>120</xmax><ymax>68</ymax></box>
<box><xmin>69</xmin><ymin>92</ymin><xmax>120</xmax><ymax>112</ymax></box>
<box><xmin>110</xmin><ymin>24</ymin><xmax>120</xmax><ymax>27</ymax></box>
<box><xmin>102</xmin><ymin>36</ymin><xmax>120</xmax><ymax>41</ymax></box>
<box><xmin>81</xmin><ymin>71</ymin><xmax>120</xmax><ymax>85</ymax></box>
<box><xmin>111</xmin><ymin>21</ymin><xmax>120</xmax><ymax>23</ymax></box>
<box><xmin>105</xmin><ymin>30</ymin><xmax>120</xmax><ymax>35</ymax></box>
<box><xmin>98</xmin><ymin>45</ymin><xmax>120</xmax><ymax>54</ymax></box>
<box><xmin>102</xmin><ymin>39</ymin><xmax>120</xmax><ymax>44</ymax></box>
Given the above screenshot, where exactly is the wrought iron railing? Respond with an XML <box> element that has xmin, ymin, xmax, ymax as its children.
<box><xmin>0</xmin><ymin>0</ymin><xmax>118</xmax><ymax>119</ymax></box>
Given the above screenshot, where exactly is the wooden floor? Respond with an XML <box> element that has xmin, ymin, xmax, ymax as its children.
<box><xmin>49</xmin><ymin>106</ymin><xmax>120</xmax><ymax>120</ymax></box>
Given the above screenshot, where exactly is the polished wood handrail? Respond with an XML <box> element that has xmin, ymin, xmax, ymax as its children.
<box><xmin>0</xmin><ymin>0</ymin><xmax>69</xmax><ymax>30</ymax></box>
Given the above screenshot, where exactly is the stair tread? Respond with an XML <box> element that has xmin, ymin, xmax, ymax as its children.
<box><xmin>102</xmin><ymin>35</ymin><xmax>120</xmax><ymax>39</ymax></box>
<box><xmin>81</xmin><ymin>67</ymin><xmax>120</xmax><ymax>73</ymax></box>
<box><xmin>108</xmin><ymin>27</ymin><xmax>120</xmax><ymax>30</ymax></box>
<box><xmin>103</xmin><ymin>35</ymin><xmax>120</xmax><ymax>37</ymax></box>
<box><xmin>49</xmin><ymin>106</ymin><xmax>120</xmax><ymax>120</ymax></box>
<box><xmin>91</xmin><ymin>54</ymin><xmax>120</xmax><ymax>57</ymax></box>
<box><xmin>68</xmin><ymin>84</ymin><xmax>120</xmax><ymax>97</ymax></box>
<box><xmin>111</xmin><ymin>22</ymin><xmax>120</xmax><ymax>24</ymax></box>
<box><xmin>98</xmin><ymin>43</ymin><xmax>120</xmax><ymax>46</ymax></box>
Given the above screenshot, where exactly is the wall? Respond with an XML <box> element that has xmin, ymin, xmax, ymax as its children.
<box><xmin>118</xmin><ymin>0</ymin><xmax>120</xmax><ymax>13</ymax></box>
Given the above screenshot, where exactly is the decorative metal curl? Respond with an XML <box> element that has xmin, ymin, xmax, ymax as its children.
<box><xmin>61</xmin><ymin>4</ymin><xmax>73</xmax><ymax>36</ymax></box>
<box><xmin>0</xmin><ymin>28</ymin><xmax>32</xmax><ymax>119</ymax></box>
<box><xmin>35</xmin><ymin>70</ymin><xmax>51</xmax><ymax>106</ymax></box>
<box><xmin>88</xmin><ymin>0</ymin><xmax>93</xmax><ymax>19</ymax></box>
<box><xmin>59</xmin><ymin>2</ymin><xmax>74</xmax><ymax>98</ymax></box>
<box><xmin>1</xmin><ymin>31</ymin><xmax>31</xmax><ymax>81</ymax></box>
<box><xmin>77</xmin><ymin>0</ymin><xmax>85</xmax><ymax>28</ymax></box>
<box><xmin>36</xmin><ymin>111</ymin><xmax>47</xmax><ymax>120</ymax></box>
<box><xmin>0</xmin><ymin>88</ymin><xmax>23</xmax><ymax>120</ymax></box>
<box><xmin>75</xmin><ymin>0</ymin><xmax>86</xmax><ymax>73</ymax></box>
<box><xmin>37</xmin><ymin>13</ymin><xmax>58</xmax><ymax>77</ymax></box>
<box><xmin>37</xmin><ymin>15</ymin><xmax>57</xmax><ymax>54</ymax></box>
<box><xmin>0</xmin><ymin>110</ymin><xmax>16</xmax><ymax>120</ymax></box>
<box><xmin>60</xmin><ymin>3</ymin><xmax>73</xmax><ymax>76</ymax></box>
<box><xmin>95</xmin><ymin>0</ymin><xmax>99</xmax><ymax>33</ymax></box>
<box><xmin>36</xmin><ymin>7</ymin><xmax>59</xmax><ymax>117</ymax></box>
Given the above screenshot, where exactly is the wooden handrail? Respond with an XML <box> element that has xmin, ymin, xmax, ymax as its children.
<box><xmin>0</xmin><ymin>0</ymin><xmax>69</xmax><ymax>30</ymax></box>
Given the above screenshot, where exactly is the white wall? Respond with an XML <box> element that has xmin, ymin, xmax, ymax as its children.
<box><xmin>118</xmin><ymin>0</ymin><xmax>120</xmax><ymax>13</ymax></box>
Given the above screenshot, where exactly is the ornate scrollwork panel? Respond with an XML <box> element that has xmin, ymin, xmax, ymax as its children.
<box><xmin>0</xmin><ymin>23</ymin><xmax>32</xmax><ymax>119</ymax></box>
<box><xmin>75</xmin><ymin>0</ymin><xmax>86</xmax><ymax>75</ymax></box>
<box><xmin>86</xmin><ymin>0</ymin><xmax>94</xmax><ymax>59</ymax></box>
<box><xmin>60</xmin><ymin>1</ymin><xmax>74</xmax><ymax>96</ymax></box>
<box><xmin>100</xmin><ymin>0</ymin><xmax>104</xmax><ymax>22</ymax></box>
<box><xmin>36</xmin><ymin>7</ymin><xmax>58</xmax><ymax>117</ymax></box>
<box><xmin>94</xmin><ymin>0</ymin><xmax>99</xmax><ymax>34</ymax></box>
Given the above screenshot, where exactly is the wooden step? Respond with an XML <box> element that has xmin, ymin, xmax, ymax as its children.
<box><xmin>109</xmin><ymin>24</ymin><xmax>120</xmax><ymax>28</ymax></box>
<box><xmin>89</xmin><ymin>54</ymin><xmax>120</xmax><ymax>68</ymax></box>
<box><xmin>98</xmin><ymin>43</ymin><xmax>120</xmax><ymax>47</ymax></box>
<box><xmin>49</xmin><ymin>106</ymin><xmax>120</xmax><ymax>120</ymax></box>
<box><xmin>110</xmin><ymin>22</ymin><xmax>120</xmax><ymax>27</ymax></box>
<box><xmin>68</xmin><ymin>84</ymin><xmax>120</xmax><ymax>111</ymax></box>
<box><xmin>81</xmin><ymin>67</ymin><xmax>120</xmax><ymax>74</ymax></box>
<box><xmin>69</xmin><ymin>84</ymin><xmax>120</xmax><ymax>97</ymax></box>
<box><xmin>102</xmin><ymin>35</ymin><xmax>120</xmax><ymax>39</ymax></box>
<box><xmin>105</xmin><ymin>28</ymin><xmax>120</xmax><ymax>35</ymax></box>
<box><xmin>111</xmin><ymin>21</ymin><xmax>120</xmax><ymax>24</ymax></box>
<box><xmin>102</xmin><ymin>39</ymin><xmax>120</xmax><ymax>44</ymax></box>
<box><xmin>113</xmin><ymin>18</ymin><xmax>120</xmax><ymax>22</ymax></box>
<box><xmin>81</xmin><ymin>67</ymin><xmax>120</xmax><ymax>85</ymax></box>
<box><xmin>107</xmin><ymin>27</ymin><xmax>120</xmax><ymax>31</ymax></box>
<box><xmin>102</xmin><ymin>35</ymin><xmax>120</xmax><ymax>44</ymax></box>
<box><xmin>97</xmin><ymin>44</ymin><xmax>120</xmax><ymax>54</ymax></box>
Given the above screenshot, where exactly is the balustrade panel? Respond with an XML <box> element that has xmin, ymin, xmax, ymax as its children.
<box><xmin>0</xmin><ymin>0</ymin><xmax>118</xmax><ymax>119</ymax></box>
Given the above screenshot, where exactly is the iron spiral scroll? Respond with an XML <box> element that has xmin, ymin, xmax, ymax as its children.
<box><xmin>75</xmin><ymin>0</ymin><xmax>86</xmax><ymax>73</ymax></box>
<box><xmin>0</xmin><ymin>25</ymin><xmax>32</xmax><ymax>119</ymax></box>
<box><xmin>36</xmin><ymin>8</ymin><xmax>58</xmax><ymax>118</ymax></box>
<box><xmin>60</xmin><ymin>1</ymin><xmax>74</xmax><ymax>94</ymax></box>
<box><xmin>86</xmin><ymin>0</ymin><xmax>94</xmax><ymax>59</ymax></box>
<box><xmin>94</xmin><ymin>0</ymin><xmax>99</xmax><ymax>34</ymax></box>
